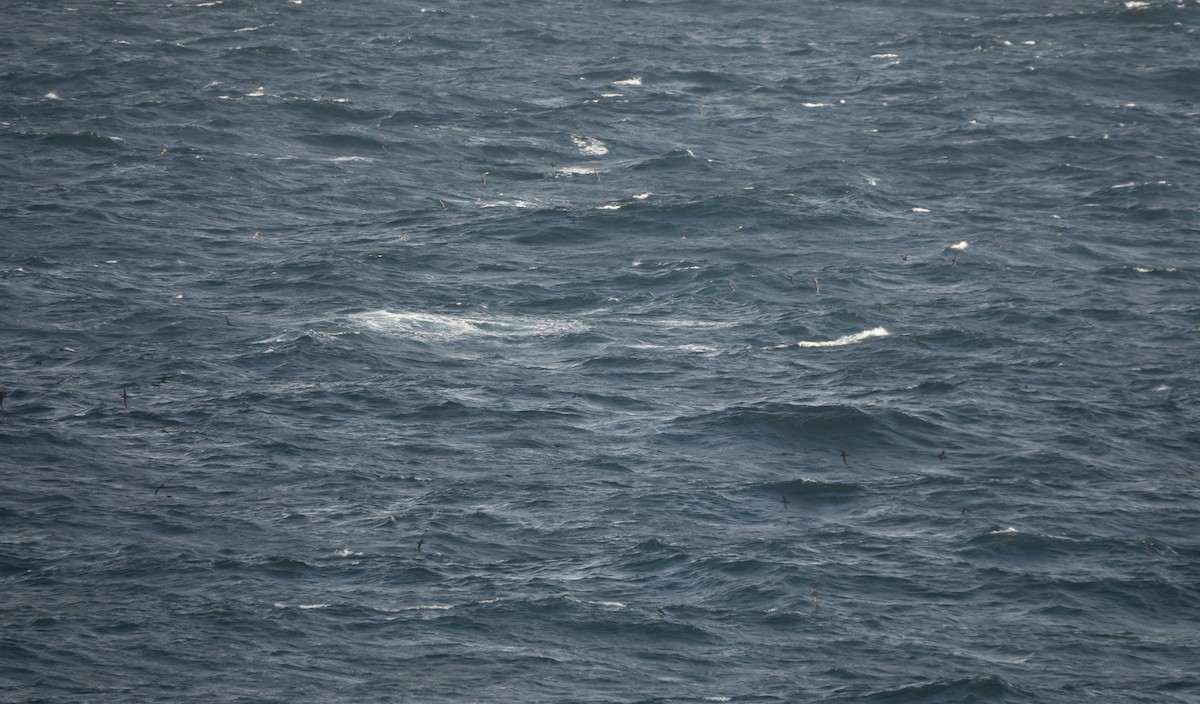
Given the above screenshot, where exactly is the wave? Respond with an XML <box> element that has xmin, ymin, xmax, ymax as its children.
<box><xmin>349</xmin><ymin>309</ymin><xmax>587</xmax><ymax>341</ymax></box>
<box><xmin>796</xmin><ymin>326</ymin><xmax>890</xmax><ymax>348</ymax></box>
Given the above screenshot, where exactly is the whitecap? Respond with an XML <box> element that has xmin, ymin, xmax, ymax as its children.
<box><xmin>44</xmin><ymin>92</ymin><xmax>61</xmax><ymax>100</ymax></box>
<box><xmin>556</xmin><ymin>165</ymin><xmax>597</xmax><ymax>176</ymax></box>
<box><xmin>350</xmin><ymin>310</ymin><xmax>586</xmax><ymax>340</ymax></box>
<box><xmin>797</xmin><ymin>326</ymin><xmax>889</xmax><ymax>348</ymax></box>
<box><xmin>246</xmin><ymin>86</ymin><xmax>265</xmax><ymax>97</ymax></box>
<box><xmin>911</xmin><ymin>207</ymin><xmax>931</xmax><ymax>213</ymax></box>
<box><xmin>950</xmin><ymin>241</ymin><xmax>969</xmax><ymax>250</ymax></box>
<box><xmin>612</xmin><ymin>77</ymin><xmax>642</xmax><ymax>86</ymax></box>
<box><xmin>571</xmin><ymin>134</ymin><xmax>609</xmax><ymax>156</ymax></box>
<box><xmin>802</xmin><ymin>102</ymin><xmax>832</xmax><ymax>108</ymax></box>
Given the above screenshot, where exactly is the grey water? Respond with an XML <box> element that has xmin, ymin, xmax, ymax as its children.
<box><xmin>2</xmin><ymin>1</ymin><xmax>1199</xmax><ymax>702</ymax></box>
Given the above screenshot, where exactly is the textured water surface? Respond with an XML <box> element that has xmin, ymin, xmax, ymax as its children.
<box><xmin>2</xmin><ymin>1</ymin><xmax>1199</xmax><ymax>702</ymax></box>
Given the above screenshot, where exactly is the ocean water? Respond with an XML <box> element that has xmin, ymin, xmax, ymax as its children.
<box><xmin>2</xmin><ymin>0</ymin><xmax>1199</xmax><ymax>702</ymax></box>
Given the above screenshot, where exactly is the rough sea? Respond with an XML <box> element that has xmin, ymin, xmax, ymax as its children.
<box><xmin>3</xmin><ymin>0</ymin><xmax>1199</xmax><ymax>702</ymax></box>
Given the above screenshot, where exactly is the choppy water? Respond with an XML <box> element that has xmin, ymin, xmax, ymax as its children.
<box><xmin>3</xmin><ymin>1</ymin><xmax>1199</xmax><ymax>702</ymax></box>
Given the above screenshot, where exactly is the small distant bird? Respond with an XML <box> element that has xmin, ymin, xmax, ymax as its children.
<box><xmin>728</xmin><ymin>282</ymin><xmax>736</xmax><ymax>293</ymax></box>
<box><xmin>812</xmin><ymin>586</ymin><xmax>820</xmax><ymax>604</ymax></box>
<box><xmin>878</xmin><ymin>303</ymin><xmax>885</xmax><ymax>312</ymax></box>
<box><xmin>902</xmin><ymin>254</ymin><xmax>908</xmax><ymax>261</ymax></box>
<box><xmin>950</xmin><ymin>254</ymin><xmax>958</xmax><ymax>268</ymax></box>
<box><xmin>656</xmin><ymin>606</ymin><xmax>666</xmax><ymax>616</ymax></box>
<box><xmin>782</xmin><ymin>495</ymin><xmax>789</xmax><ymax>511</ymax></box>
<box><xmin>855</xmin><ymin>74</ymin><xmax>861</xmax><ymax>84</ymax></box>
<box><xmin>160</xmin><ymin>147</ymin><xmax>168</xmax><ymax>156</ymax></box>
<box><xmin>840</xmin><ymin>449</ymin><xmax>848</xmax><ymax>466</ymax></box>
<box><xmin>937</xmin><ymin>449</ymin><xmax>947</xmax><ymax>461</ymax></box>
<box><xmin>122</xmin><ymin>387</ymin><xmax>130</xmax><ymax>408</ymax></box>
<box><xmin>225</xmin><ymin>316</ymin><xmax>233</xmax><ymax>326</ymax></box>
<box><xmin>787</xmin><ymin>273</ymin><xmax>795</xmax><ymax>285</ymax></box>
<box><xmin>155</xmin><ymin>483</ymin><xmax>165</xmax><ymax>496</ymax></box>
<box><xmin>814</xmin><ymin>278</ymin><xmax>821</xmax><ymax>294</ymax></box>
<box><xmin>504</xmin><ymin>473</ymin><xmax>514</xmax><ymax>479</ymax></box>
<box><xmin>594</xmin><ymin>169</ymin><xmax>601</xmax><ymax>184</ymax></box>
<box><xmin>698</xmin><ymin>106</ymin><xmax>705</xmax><ymax>118</ymax></box>
<box><xmin>863</xmin><ymin>143</ymin><xmax>870</xmax><ymax>153</ymax></box>
<box><xmin>438</xmin><ymin>199</ymin><xmax>447</xmax><ymax>210</ymax></box>
<box><xmin>481</xmin><ymin>171</ymin><xmax>489</xmax><ymax>186</ymax></box>
<box><xmin>416</xmin><ymin>539</ymin><xmax>425</xmax><ymax>553</ymax></box>
<box><xmin>961</xmin><ymin>506</ymin><xmax>970</xmax><ymax>516</ymax></box>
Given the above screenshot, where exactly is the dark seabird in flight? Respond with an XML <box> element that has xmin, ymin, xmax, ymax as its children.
<box><xmin>840</xmin><ymin>449</ymin><xmax>848</xmax><ymax>466</ymax></box>
<box><xmin>122</xmin><ymin>387</ymin><xmax>130</xmax><ymax>408</ymax></box>
<box><xmin>812</xmin><ymin>586</ymin><xmax>820</xmax><ymax>604</ymax></box>
<box><xmin>155</xmin><ymin>483</ymin><xmax>165</xmax><ymax>496</ymax></box>
<box><xmin>961</xmin><ymin>506</ymin><xmax>970</xmax><ymax>516</ymax></box>
<box><xmin>950</xmin><ymin>254</ymin><xmax>958</xmax><ymax>268</ymax></box>
<box><xmin>416</xmin><ymin>538</ymin><xmax>425</xmax><ymax>553</ymax></box>
<box><xmin>782</xmin><ymin>495</ymin><xmax>789</xmax><ymax>511</ymax></box>
<box><xmin>225</xmin><ymin>316</ymin><xmax>233</xmax><ymax>326</ymax></box>
<box><xmin>814</xmin><ymin>278</ymin><xmax>821</xmax><ymax>294</ymax></box>
<box><xmin>937</xmin><ymin>449</ymin><xmax>946</xmax><ymax>461</ymax></box>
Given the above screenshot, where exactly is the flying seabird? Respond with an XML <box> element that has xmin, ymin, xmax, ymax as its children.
<box><xmin>937</xmin><ymin>449</ymin><xmax>946</xmax><ymax>461</ymax></box>
<box><xmin>840</xmin><ymin>449</ymin><xmax>848</xmax><ymax>466</ymax></box>
<box><xmin>122</xmin><ymin>387</ymin><xmax>130</xmax><ymax>408</ymax></box>
<box><xmin>782</xmin><ymin>495</ymin><xmax>789</xmax><ymax>511</ymax></box>
<box><xmin>814</xmin><ymin>278</ymin><xmax>821</xmax><ymax>294</ymax></box>
<box><xmin>155</xmin><ymin>483</ymin><xmax>165</xmax><ymax>496</ymax></box>
<box><xmin>416</xmin><ymin>538</ymin><xmax>425</xmax><ymax>553</ymax></box>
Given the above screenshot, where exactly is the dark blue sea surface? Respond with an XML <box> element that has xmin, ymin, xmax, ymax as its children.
<box><xmin>3</xmin><ymin>0</ymin><xmax>1199</xmax><ymax>702</ymax></box>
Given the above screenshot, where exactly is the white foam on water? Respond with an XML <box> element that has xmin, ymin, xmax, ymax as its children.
<box><xmin>612</xmin><ymin>76</ymin><xmax>642</xmax><ymax>86</ymax></box>
<box><xmin>571</xmin><ymin>134</ymin><xmax>609</xmax><ymax>155</ymax></box>
<box><xmin>950</xmin><ymin>241</ymin><xmax>969</xmax><ymax>250</ymax></box>
<box><xmin>797</xmin><ymin>326</ymin><xmax>889</xmax><ymax>348</ymax></box>
<box><xmin>350</xmin><ymin>310</ymin><xmax>586</xmax><ymax>341</ymax></box>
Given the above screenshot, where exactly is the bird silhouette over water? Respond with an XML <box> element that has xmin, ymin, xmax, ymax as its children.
<box><xmin>938</xmin><ymin>449</ymin><xmax>947</xmax><ymax>461</ymax></box>
<box><xmin>961</xmin><ymin>506</ymin><xmax>970</xmax><ymax>517</ymax></box>
<box><xmin>416</xmin><ymin>539</ymin><xmax>425</xmax><ymax>553</ymax></box>
<box><xmin>782</xmin><ymin>495</ymin><xmax>789</xmax><ymax>511</ymax></box>
<box><xmin>812</xmin><ymin>586</ymin><xmax>820</xmax><ymax>605</ymax></box>
<box><xmin>121</xmin><ymin>387</ymin><xmax>130</xmax><ymax>408</ymax></box>
<box><xmin>840</xmin><ymin>449</ymin><xmax>848</xmax><ymax>466</ymax></box>
<box><xmin>155</xmin><ymin>483</ymin><xmax>165</xmax><ymax>496</ymax></box>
